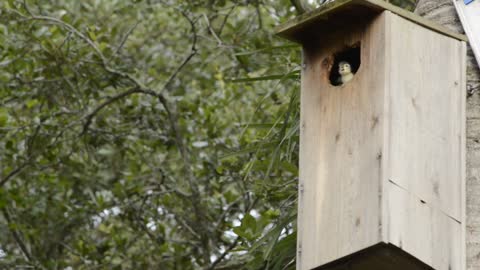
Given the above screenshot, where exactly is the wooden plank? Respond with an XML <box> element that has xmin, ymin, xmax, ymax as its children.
<box><xmin>386</xmin><ymin>12</ymin><xmax>463</xmax><ymax>220</ymax></box>
<box><xmin>454</xmin><ymin>0</ymin><xmax>480</xmax><ymax>69</ymax></box>
<box><xmin>386</xmin><ymin>182</ymin><xmax>463</xmax><ymax>270</ymax></box>
<box><xmin>298</xmin><ymin>12</ymin><xmax>388</xmax><ymax>270</ymax></box>
<box><xmin>384</xmin><ymin>12</ymin><xmax>465</xmax><ymax>270</ymax></box>
<box><xmin>275</xmin><ymin>0</ymin><xmax>467</xmax><ymax>44</ymax></box>
<box><xmin>380</xmin><ymin>10</ymin><xmax>393</xmax><ymax>247</ymax></box>
<box><xmin>460</xmin><ymin>40</ymin><xmax>467</xmax><ymax>270</ymax></box>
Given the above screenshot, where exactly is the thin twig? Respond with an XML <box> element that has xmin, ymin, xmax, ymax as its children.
<box><xmin>255</xmin><ymin>0</ymin><xmax>263</xmax><ymax>30</ymax></box>
<box><xmin>205</xmin><ymin>237</ymin><xmax>240</xmax><ymax>270</ymax></box>
<box><xmin>218</xmin><ymin>5</ymin><xmax>236</xmax><ymax>36</ymax></box>
<box><xmin>2</xmin><ymin>209</ymin><xmax>33</xmax><ymax>263</ymax></box>
<box><xmin>111</xmin><ymin>22</ymin><xmax>139</xmax><ymax>59</ymax></box>
<box><xmin>26</xmin><ymin>15</ymin><xmax>107</xmax><ymax>63</ymax></box>
<box><xmin>81</xmin><ymin>87</ymin><xmax>143</xmax><ymax>135</ymax></box>
<box><xmin>0</xmin><ymin>162</ymin><xmax>30</xmax><ymax>187</ymax></box>
<box><xmin>203</xmin><ymin>14</ymin><xmax>223</xmax><ymax>46</ymax></box>
<box><xmin>214</xmin><ymin>197</ymin><xmax>242</xmax><ymax>233</ymax></box>
<box><xmin>205</xmin><ymin>198</ymin><xmax>259</xmax><ymax>270</ymax></box>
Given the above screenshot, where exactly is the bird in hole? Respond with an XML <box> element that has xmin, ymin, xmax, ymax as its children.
<box><xmin>338</xmin><ymin>61</ymin><xmax>354</xmax><ymax>85</ymax></box>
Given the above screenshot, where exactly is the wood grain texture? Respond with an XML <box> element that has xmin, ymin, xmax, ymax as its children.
<box><xmin>415</xmin><ymin>1</ymin><xmax>480</xmax><ymax>268</ymax></box>
<box><xmin>384</xmin><ymin>12</ymin><xmax>465</xmax><ymax>270</ymax></box>
<box><xmin>297</xmin><ymin>10</ymin><xmax>466</xmax><ymax>270</ymax></box>
<box><xmin>460</xmin><ymin>40</ymin><xmax>467</xmax><ymax>270</ymax></box>
<box><xmin>386</xmin><ymin>182</ymin><xmax>463</xmax><ymax>269</ymax></box>
<box><xmin>298</xmin><ymin>13</ymin><xmax>387</xmax><ymax>270</ymax></box>
<box><xmin>385</xmin><ymin>11</ymin><xmax>464</xmax><ymax>219</ymax></box>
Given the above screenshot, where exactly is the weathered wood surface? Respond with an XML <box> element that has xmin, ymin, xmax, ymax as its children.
<box><xmin>297</xmin><ymin>10</ymin><xmax>466</xmax><ymax>270</ymax></box>
<box><xmin>453</xmin><ymin>0</ymin><xmax>480</xmax><ymax>69</ymax></box>
<box><xmin>275</xmin><ymin>0</ymin><xmax>467</xmax><ymax>44</ymax></box>
<box><xmin>298</xmin><ymin>12</ymin><xmax>387</xmax><ymax>270</ymax></box>
<box><xmin>414</xmin><ymin>1</ymin><xmax>480</xmax><ymax>269</ymax></box>
<box><xmin>385</xmin><ymin>13</ymin><xmax>466</xmax><ymax>270</ymax></box>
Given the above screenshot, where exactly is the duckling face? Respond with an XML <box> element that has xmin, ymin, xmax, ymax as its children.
<box><xmin>338</xmin><ymin>62</ymin><xmax>352</xmax><ymax>76</ymax></box>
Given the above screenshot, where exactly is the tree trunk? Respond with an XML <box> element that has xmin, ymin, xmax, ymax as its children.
<box><xmin>415</xmin><ymin>1</ymin><xmax>480</xmax><ymax>269</ymax></box>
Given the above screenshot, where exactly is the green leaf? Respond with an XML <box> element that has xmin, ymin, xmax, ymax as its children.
<box><xmin>242</xmin><ymin>213</ymin><xmax>256</xmax><ymax>232</ymax></box>
<box><xmin>0</xmin><ymin>109</ymin><xmax>8</xmax><ymax>127</ymax></box>
<box><xmin>26</xmin><ymin>99</ymin><xmax>39</xmax><ymax>109</ymax></box>
<box><xmin>88</xmin><ymin>30</ymin><xmax>97</xmax><ymax>41</ymax></box>
<box><xmin>97</xmin><ymin>146</ymin><xmax>115</xmax><ymax>156</ymax></box>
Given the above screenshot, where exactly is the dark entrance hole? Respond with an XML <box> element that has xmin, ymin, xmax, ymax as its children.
<box><xmin>329</xmin><ymin>44</ymin><xmax>361</xmax><ymax>86</ymax></box>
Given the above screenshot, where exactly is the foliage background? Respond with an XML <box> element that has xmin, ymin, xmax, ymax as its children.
<box><xmin>0</xmin><ymin>0</ymin><xmax>415</xmax><ymax>269</ymax></box>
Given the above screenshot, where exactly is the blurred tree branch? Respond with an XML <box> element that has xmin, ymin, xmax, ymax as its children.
<box><xmin>290</xmin><ymin>0</ymin><xmax>308</xmax><ymax>14</ymax></box>
<box><xmin>2</xmin><ymin>209</ymin><xmax>35</xmax><ymax>266</ymax></box>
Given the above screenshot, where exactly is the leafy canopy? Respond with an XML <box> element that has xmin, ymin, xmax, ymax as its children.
<box><xmin>0</xmin><ymin>0</ymin><xmax>416</xmax><ymax>269</ymax></box>
<box><xmin>0</xmin><ymin>0</ymin><xmax>300</xmax><ymax>269</ymax></box>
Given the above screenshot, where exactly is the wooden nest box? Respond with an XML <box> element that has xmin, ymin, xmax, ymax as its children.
<box><xmin>276</xmin><ymin>0</ymin><xmax>467</xmax><ymax>269</ymax></box>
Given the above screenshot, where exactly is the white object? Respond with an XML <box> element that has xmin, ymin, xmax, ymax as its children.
<box><xmin>454</xmin><ymin>0</ymin><xmax>480</xmax><ymax>68</ymax></box>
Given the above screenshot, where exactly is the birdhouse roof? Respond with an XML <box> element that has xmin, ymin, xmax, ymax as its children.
<box><xmin>276</xmin><ymin>0</ymin><xmax>467</xmax><ymax>44</ymax></box>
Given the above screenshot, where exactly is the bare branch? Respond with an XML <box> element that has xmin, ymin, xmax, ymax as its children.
<box><xmin>0</xmin><ymin>161</ymin><xmax>30</xmax><ymax>187</ymax></box>
<box><xmin>203</xmin><ymin>14</ymin><xmax>223</xmax><ymax>46</ymax></box>
<box><xmin>205</xmin><ymin>198</ymin><xmax>259</xmax><ymax>270</ymax></box>
<box><xmin>25</xmin><ymin>15</ymin><xmax>107</xmax><ymax>63</ymax></box>
<box><xmin>255</xmin><ymin>0</ymin><xmax>263</xmax><ymax>29</ymax></box>
<box><xmin>111</xmin><ymin>22</ymin><xmax>139</xmax><ymax>60</ymax></box>
<box><xmin>81</xmin><ymin>87</ymin><xmax>143</xmax><ymax>135</ymax></box>
<box><xmin>2</xmin><ymin>209</ymin><xmax>33</xmax><ymax>263</ymax></box>
<box><xmin>205</xmin><ymin>237</ymin><xmax>240</xmax><ymax>270</ymax></box>
<box><xmin>218</xmin><ymin>5</ymin><xmax>237</xmax><ymax>36</ymax></box>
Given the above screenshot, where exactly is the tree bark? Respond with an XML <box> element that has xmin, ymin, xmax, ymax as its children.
<box><xmin>415</xmin><ymin>1</ymin><xmax>480</xmax><ymax>269</ymax></box>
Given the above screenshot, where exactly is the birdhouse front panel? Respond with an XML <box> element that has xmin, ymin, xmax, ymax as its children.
<box><xmin>298</xmin><ymin>12</ymin><xmax>388</xmax><ymax>270</ymax></box>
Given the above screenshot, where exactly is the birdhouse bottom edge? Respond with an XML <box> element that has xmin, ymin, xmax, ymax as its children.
<box><xmin>309</xmin><ymin>242</ymin><xmax>434</xmax><ymax>270</ymax></box>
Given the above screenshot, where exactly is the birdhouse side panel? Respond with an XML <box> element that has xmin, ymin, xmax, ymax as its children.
<box><xmin>384</xmin><ymin>12</ymin><xmax>466</xmax><ymax>270</ymax></box>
